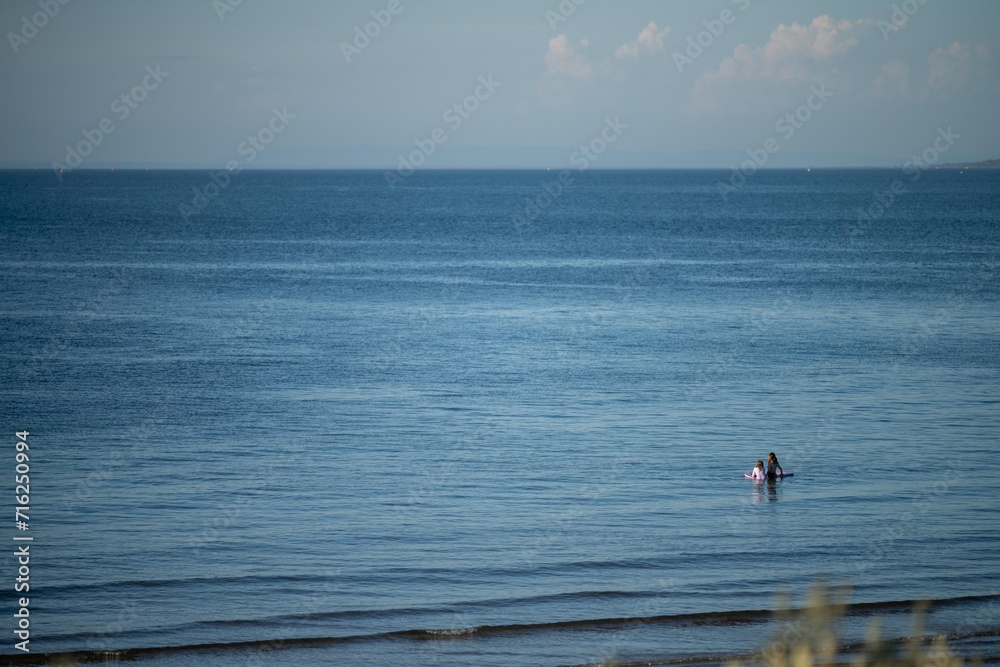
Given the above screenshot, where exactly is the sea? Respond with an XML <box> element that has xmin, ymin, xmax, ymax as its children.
<box><xmin>1</xmin><ymin>168</ymin><xmax>998</xmax><ymax>666</ymax></box>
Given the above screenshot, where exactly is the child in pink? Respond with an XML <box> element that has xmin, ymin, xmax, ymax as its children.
<box><xmin>750</xmin><ymin>460</ymin><xmax>766</xmax><ymax>481</ymax></box>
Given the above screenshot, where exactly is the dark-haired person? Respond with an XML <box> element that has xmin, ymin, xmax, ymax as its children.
<box><xmin>766</xmin><ymin>452</ymin><xmax>784</xmax><ymax>480</ymax></box>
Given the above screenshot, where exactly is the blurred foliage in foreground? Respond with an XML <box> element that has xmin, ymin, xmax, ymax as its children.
<box><xmin>601</xmin><ymin>583</ymin><xmax>980</xmax><ymax>667</ymax></box>
<box><xmin>758</xmin><ymin>584</ymin><xmax>972</xmax><ymax>667</ymax></box>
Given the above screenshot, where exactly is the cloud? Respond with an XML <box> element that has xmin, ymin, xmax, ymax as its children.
<box><xmin>926</xmin><ymin>41</ymin><xmax>993</xmax><ymax>96</ymax></box>
<box><xmin>871</xmin><ymin>59</ymin><xmax>912</xmax><ymax>97</ymax></box>
<box><xmin>704</xmin><ymin>15</ymin><xmax>864</xmax><ymax>85</ymax></box>
<box><xmin>864</xmin><ymin>41</ymin><xmax>994</xmax><ymax>101</ymax></box>
<box><xmin>615</xmin><ymin>21</ymin><xmax>670</xmax><ymax>60</ymax></box>
<box><xmin>927</xmin><ymin>42</ymin><xmax>972</xmax><ymax>93</ymax></box>
<box><xmin>763</xmin><ymin>15</ymin><xmax>862</xmax><ymax>63</ymax></box>
<box><xmin>689</xmin><ymin>15</ymin><xmax>868</xmax><ymax>111</ymax></box>
<box><xmin>537</xmin><ymin>34</ymin><xmax>595</xmax><ymax>108</ymax></box>
<box><xmin>545</xmin><ymin>34</ymin><xmax>593</xmax><ymax>78</ymax></box>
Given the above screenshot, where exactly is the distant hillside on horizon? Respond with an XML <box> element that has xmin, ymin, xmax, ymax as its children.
<box><xmin>939</xmin><ymin>159</ymin><xmax>1000</xmax><ymax>169</ymax></box>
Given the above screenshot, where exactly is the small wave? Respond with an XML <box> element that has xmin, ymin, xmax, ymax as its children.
<box><xmin>41</xmin><ymin>571</ymin><xmax>338</xmax><ymax>595</ymax></box>
<box><xmin>5</xmin><ymin>593</ymin><xmax>998</xmax><ymax>665</ymax></box>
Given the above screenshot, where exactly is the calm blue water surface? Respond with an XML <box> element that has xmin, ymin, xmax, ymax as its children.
<box><xmin>1</xmin><ymin>169</ymin><xmax>998</xmax><ymax>665</ymax></box>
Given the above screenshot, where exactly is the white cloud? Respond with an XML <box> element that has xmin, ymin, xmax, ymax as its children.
<box><xmin>615</xmin><ymin>21</ymin><xmax>670</xmax><ymax>60</ymax></box>
<box><xmin>704</xmin><ymin>15</ymin><xmax>864</xmax><ymax>86</ymax></box>
<box><xmin>927</xmin><ymin>42</ymin><xmax>974</xmax><ymax>94</ymax></box>
<box><xmin>870</xmin><ymin>59</ymin><xmax>912</xmax><ymax>97</ymax></box>
<box><xmin>763</xmin><ymin>15</ymin><xmax>862</xmax><ymax>63</ymax></box>
<box><xmin>537</xmin><ymin>34</ymin><xmax>595</xmax><ymax>108</ymax></box>
<box><xmin>689</xmin><ymin>15</ymin><xmax>868</xmax><ymax>111</ymax></box>
<box><xmin>864</xmin><ymin>41</ymin><xmax>994</xmax><ymax>101</ymax></box>
<box><xmin>545</xmin><ymin>34</ymin><xmax>593</xmax><ymax>78</ymax></box>
<box><xmin>924</xmin><ymin>40</ymin><xmax>995</xmax><ymax>99</ymax></box>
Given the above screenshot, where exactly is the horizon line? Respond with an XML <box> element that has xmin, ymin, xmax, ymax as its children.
<box><xmin>2</xmin><ymin>165</ymin><xmax>995</xmax><ymax>172</ymax></box>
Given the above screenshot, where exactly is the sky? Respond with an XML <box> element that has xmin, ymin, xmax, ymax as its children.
<box><xmin>1</xmin><ymin>0</ymin><xmax>999</xmax><ymax>169</ymax></box>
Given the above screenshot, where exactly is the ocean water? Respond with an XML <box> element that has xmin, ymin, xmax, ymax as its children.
<box><xmin>1</xmin><ymin>169</ymin><xmax>998</xmax><ymax>666</ymax></box>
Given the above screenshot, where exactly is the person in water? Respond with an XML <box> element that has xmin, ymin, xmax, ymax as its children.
<box><xmin>766</xmin><ymin>452</ymin><xmax>784</xmax><ymax>480</ymax></box>
<box><xmin>750</xmin><ymin>460</ymin><xmax>766</xmax><ymax>481</ymax></box>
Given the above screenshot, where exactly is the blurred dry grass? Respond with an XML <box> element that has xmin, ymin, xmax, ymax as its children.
<box><xmin>757</xmin><ymin>584</ymin><xmax>969</xmax><ymax>667</ymax></box>
<box><xmin>600</xmin><ymin>582</ymin><xmax>977</xmax><ymax>667</ymax></box>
